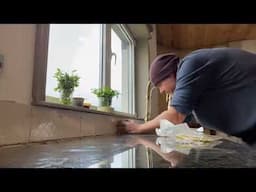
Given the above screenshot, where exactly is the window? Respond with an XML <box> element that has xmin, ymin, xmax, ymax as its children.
<box><xmin>110</xmin><ymin>25</ymin><xmax>135</xmax><ymax>114</ymax></box>
<box><xmin>33</xmin><ymin>24</ymin><xmax>135</xmax><ymax>116</ymax></box>
<box><xmin>45</xmin><ymin>24</ymin><xmax>101</xmax><ymax>107</ymax></box>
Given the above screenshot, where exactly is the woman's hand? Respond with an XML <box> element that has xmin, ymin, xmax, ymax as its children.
<box><xmin>116</xmin><ymin>120</ymin><xmax>141</xmax><ymax>134</ymax></box>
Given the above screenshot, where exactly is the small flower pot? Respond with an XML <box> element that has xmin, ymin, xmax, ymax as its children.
<box><xmin>98</xmin><ymin>97</ymin><xmax>112</xmax><ymax>107</ymax></box>
<box><xmin>72</xmin><ymin>97</ymin><xmax>84</xmax><ymax>107</ymax></box>
<box><xmin>59</xmin><ymin>89</ymin><xmax>74</xmax><ymax>105</ymax></box>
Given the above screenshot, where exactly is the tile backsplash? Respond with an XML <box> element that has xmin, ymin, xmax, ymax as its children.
<box><xmin>0</xmin><ymin>101</ymin><xmax>140</xmax><ymax>146</ymax></box>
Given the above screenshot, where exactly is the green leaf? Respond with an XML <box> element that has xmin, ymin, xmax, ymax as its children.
<box><xmin>53</xmin><ymin>68</ymin><xmax>80</xmax><ymax>104</ymax></box>
<box><xmin>91</xmin><ymin>86</ymin><xmax>120</xmax><ymax>98</ymax></box>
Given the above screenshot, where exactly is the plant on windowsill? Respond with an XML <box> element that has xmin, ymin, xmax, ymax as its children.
<box><xmin>91</xmin><ymin>86</ymin><xmax>120</xmax><ymax>112</ymax></box>
<box><xmin>54</xmin><ymin>68</ymin><xmax>80</xmax><ymax>105</ymax></box>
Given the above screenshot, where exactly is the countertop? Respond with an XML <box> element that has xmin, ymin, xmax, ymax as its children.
<box><xmin>0</xmin><ymin>134</ymin><xmax>255</xmax><ymax>168</ymax></box>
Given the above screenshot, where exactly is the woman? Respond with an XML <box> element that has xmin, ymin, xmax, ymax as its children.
<box><xmin>118</xmin><ymin>48</ymin><xmax>256</xmax><ymax>145</ymax></box>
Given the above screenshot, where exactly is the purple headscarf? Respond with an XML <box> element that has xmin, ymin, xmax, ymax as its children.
<box><xmin>150</xmin><ymin>53</ymin><xmax>180</xmax><ymax>86</ymax></box>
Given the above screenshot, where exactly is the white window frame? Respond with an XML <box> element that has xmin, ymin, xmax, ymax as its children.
<box><xmin>106</xmin><ymin>24</ymin><xmax>136</xmax><ymax>114</ymax></box>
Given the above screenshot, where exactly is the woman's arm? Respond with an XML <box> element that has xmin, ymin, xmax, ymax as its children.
<box><xmin>119</xmin><ymin>106</ymin><xmax>186</xmax><ymax>134</ymax></box>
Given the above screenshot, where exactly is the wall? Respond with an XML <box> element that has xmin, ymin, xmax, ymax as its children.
<box><xmin>0</xmin><ymin>25</ymin><xmax>35</xmax><ymax>104</ymax></box>
<box><xmin>228</xmin><ymin>40</ymin><xmax>256</xmax><ymax>53</ymax></box>
<box><xmin>148</xmin><ymin>25</ymin><xmax>160</xmax><ymax>119</ymax></box>
<box><xmin>0</xmin><ymin>24</ymin><xmax>144</xmax><ymax>146</ymax></box>
<box><xmin>157</xmin><ymin>39</ymin><xmax>256</xmax><ymax>57</ymax></box>
<box><xmin>157</xmin><ymin>44</ymin><xmax>192</xmax><ymax>58</ymax></box>
<box><xmin>135</xmin><ymin>25</ymin><xmax>160</xmax><ymax>120</ymax></box>
<box><xmin>135</xmin><ymin>40</ymin><xmax>149</xmax><ymax>119</ymax></box>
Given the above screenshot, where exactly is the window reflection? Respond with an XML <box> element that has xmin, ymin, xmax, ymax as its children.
<box><xmin>88</xmin><ymin>148</ymin><xmax>136</xmax><ymax>168</ymax></box>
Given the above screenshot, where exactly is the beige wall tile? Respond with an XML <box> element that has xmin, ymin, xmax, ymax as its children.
<box><xmin>30</xmin><ymin>106</ymin><xmax>81</xmax><ymax>142</ymax></box>
<box><xmin>81</xmin><ymin>113</ymin><xmax>122</xmax><ymax>136</ymax></box>
<box><xmin>94</xmin><ymin>116</ymin><xmax>123</xmax><ymax>136</ymax></box>
<box><xmin>0</xmin><ymin>102</ymin><xmax>31</xmax><ymax>145</ymax></box>
<box><xmin>81</xmin><ymin>113</ymin><xmax>96</xmax><ymax>136</ymax></box>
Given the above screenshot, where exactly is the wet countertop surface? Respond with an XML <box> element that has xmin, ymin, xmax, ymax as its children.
<box><xmin>0</xmin><ymin>134</ymin><xmax>256</xmax><ymax>168</ymax></box>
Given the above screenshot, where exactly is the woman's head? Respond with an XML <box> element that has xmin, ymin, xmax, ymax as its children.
<box><xmin>150</xmin><ymin>53</ymin><xmax>180</xmax><ymax>94</ymax></box>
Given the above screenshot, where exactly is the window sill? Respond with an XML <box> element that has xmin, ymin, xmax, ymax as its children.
<box><xmin>32</xmin><ymin>101</ymin><xmax>138</xmax><ymax>119</ymax></box>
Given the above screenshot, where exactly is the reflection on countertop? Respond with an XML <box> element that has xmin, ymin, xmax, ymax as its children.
<box><xmin>0</xmin><ymin>134</ymin><xmax>255</xmax><ymax>168</ymax></box>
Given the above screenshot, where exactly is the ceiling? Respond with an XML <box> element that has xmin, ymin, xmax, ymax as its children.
<box><xmin>157</xmin><ymin>24</ymin><xmax>256</xmax><ymax>49</ymax></box>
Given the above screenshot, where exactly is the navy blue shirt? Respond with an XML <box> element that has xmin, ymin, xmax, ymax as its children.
<box><xmin>171</xmin><ymin>48</ymin><xmax>256</xmax><ymax>139</ymax></box>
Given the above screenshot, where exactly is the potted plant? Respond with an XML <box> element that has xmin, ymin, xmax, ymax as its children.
<box><xmin>54</xmin><ymin>68</ymin><xmax>80</xmax><ymax>105</ymax></box>
<box><xmin>72</xmin><ymin>97</ymin><xmax>84</xmax><ymax>107</ymax></box>
<box><xmin>91</xmin><ymin>86</ymin><xmax>120</xmax><ymax>112</ymax></box>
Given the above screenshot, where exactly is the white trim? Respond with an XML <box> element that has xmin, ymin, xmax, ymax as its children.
<box><xmin>123</xmin><ymin>24</ymin><xmax>135</xmax><ymax>114</ymax></box>
<box><xmin>120</xmin><ymin>24</ymin><xmax>136</xmax><ymax>46</ymax></box>
<box><xmin>110</xmin><ymin>24</ymin><xmax>136</xmax><ymax>115</ymax></box>
<box><xmin>129</xmin><ymin>43</ymin><xmax>135</xmax><ymax>114</ymax></box>
<box><xmin>104</xmin><ymin>24</ymin><xmax>112</xmax><ymax>87</ymax></box>
<box><xmin>99</xmin><ymin>24</ymin><xmax>106</xmax><ymax>88</ymax></box>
